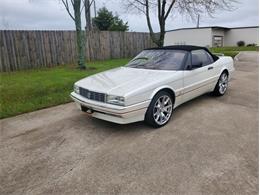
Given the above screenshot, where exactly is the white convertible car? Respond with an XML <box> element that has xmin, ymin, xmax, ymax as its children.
<box><xmin>71</xmin><ymin>45</ymin><xmax>234</xmax><ymax>127</ymax></box>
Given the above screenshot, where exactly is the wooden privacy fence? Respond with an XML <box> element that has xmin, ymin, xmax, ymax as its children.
<box><xmin>0</xmin><ymin>30</ymin><xmax>155</xmax><ymax>72</ymax></box>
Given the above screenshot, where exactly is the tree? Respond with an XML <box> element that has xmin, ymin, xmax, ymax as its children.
<box><xmin>109</xmin><ymin>15</ymin><xmax>129</xmax><ymax>31</ymax></box>
<box><xmin>93</xmin><ymin>7</ymin><xmax>129</xmax><ymax>31</ymax></box>
<box><xmin>85</xmin><ymin>0</ymin><xmax>94</xmax><ymax>31</ymax></box>
<box><xmin>126</xmin><ymin>0</ymin><xmax>236</xmax><ymax>47</ymax></box>
<box><xmin>62</xmin><ymin>0</ymin><xmax>86</xmax><ymax>69</ymax></box>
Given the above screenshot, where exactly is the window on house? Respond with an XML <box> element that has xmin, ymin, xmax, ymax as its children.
<box><xmin>213</xmin><ymin>36</ymin><xmax>223</xmax><ymax>47</ymax></box>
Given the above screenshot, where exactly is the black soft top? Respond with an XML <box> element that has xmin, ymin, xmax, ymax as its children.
<box><xmin>145</xmin><ymin>45</ymin><xmax>219</xmax><ymax>61</ymax></box>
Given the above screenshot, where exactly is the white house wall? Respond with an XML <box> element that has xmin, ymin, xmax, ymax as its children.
<box><xmin>224</xmin><ymin>28</ymin><xmax>259</xmax><ymax>46</ymax></box>
<box><xmin>164</xmin><ymin>28</ymin><xmax>212</xmax><ymax>47</ymax></box>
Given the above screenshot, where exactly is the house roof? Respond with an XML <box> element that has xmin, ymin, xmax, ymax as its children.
<box><xmin>166</xmin><ymin>26</ymin><xmax>259</xmax><ymax>32</ymax></box>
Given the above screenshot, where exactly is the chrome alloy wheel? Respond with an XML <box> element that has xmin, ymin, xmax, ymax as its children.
<box><xmin>219</xmin><ymin>73</ymin><xmax>228</xmax><ymax>94</ymax></box>
<box><xmin>153</xmin><ymin>95</ymin><xmax>173</xmax><ymax>125</ymax></box>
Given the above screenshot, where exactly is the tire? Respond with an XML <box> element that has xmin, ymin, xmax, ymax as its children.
<box><xmin>213</xmin><ymin>71</ymin><xmax>229</xmax><ymax>96</ymax></box>
<box><xmin>145</xmin><ymin>91</ymin><xmax>174</xmax><ymax>128</ymax></box>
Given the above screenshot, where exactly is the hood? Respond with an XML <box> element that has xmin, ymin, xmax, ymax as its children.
<box><xmin>76</xmin><ymin>67</ymin><xmax>180</xmax><ymax>96</ymax></box>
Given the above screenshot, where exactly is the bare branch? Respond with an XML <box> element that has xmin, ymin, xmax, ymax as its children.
<box><xmin>133</xmin><ymin>0</ymin><xmax>146</xmax><ymax>6</ymax></box>
<box><xmin>80</xmin><ymin>0</ymin><xmax>85</xmax><ymax>13</ymax></box>
<box><xmin>145</xmin><ymin>0</ymin><xmax>153</xmax><ymax>34</ymax></box>
<box><xmin>176</xmin><ymin>0</ymin><xmax>238</xmax><ymax>20</ymax></box>
<box><xmin>124</xmin><ymin>0</ymin><xmax>237</xmax><ymax>47</ymax></box>
<box><xmin>158</xmin><ymin>0</ymin><xmax>161</xmax><ymax>18</ymax></box>
<box><xmin>61</xmin><ymin>0</ymin><xmax>75</xmax><ymax>21</ymax></box>
<box><xmin>85</xmin><ymin>0</ymin><xmax>94</xmax><ymax>13</ymax></box>
<box><xmin>164</xmin><ymin>0</ymin><xmax>175</xmax><ymax>20</ymax></box>
<box><xmin>126</xmin><ymin>0</ymin><xmax>146</xmax><ymax>14</ymax></box>
<box><xmin>70</xmin><ymin>0</ymin><xmax>75</xmax><ymax>6</ymax></box>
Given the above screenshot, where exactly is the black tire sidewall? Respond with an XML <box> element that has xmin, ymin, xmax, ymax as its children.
<box><xmin>214</xmin><ymin>72</ymin><xmax>228</xmax><ymax>96</ymax></box>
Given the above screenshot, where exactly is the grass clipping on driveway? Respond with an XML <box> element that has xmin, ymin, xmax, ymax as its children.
<box><xmin>0</xmin><ymin>59</ymin><xmax>130</xmax><ymax>119</ymax></box>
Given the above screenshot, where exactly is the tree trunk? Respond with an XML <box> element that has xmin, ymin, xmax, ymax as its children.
<box><xmin>145</xmin><ymin>0</ymin><xmax>160</xmax><ymax>47</ymax></box>
<box><xmin>157</xmin><ymin>32</ymin><xmax>165</xmax><ymax>47</ymax></box>
<box><xmin>74</xmin><ymin>0</ymin><xmax>86</xmax><ymax>69</ymax></box>
<box><xmin>145</xmin><ymin>0</ymin><xmax>166</xmax><ymax>47</ymax></box>
<box><xmin>144</xmin><ymin>0</ymin><xmax>176</xmax><ymax>48</ymax></box>
<box><xmin>157</xmin><ymin>19</ymin><xmax>165</xmax><ymax>47</ymax></box>
<box><xmin>85</xmin><ymin>0</ymin><xmax>92</xmax><ymax>31</ymax></box>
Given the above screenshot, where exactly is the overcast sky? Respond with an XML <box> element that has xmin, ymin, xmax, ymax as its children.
<box><xmin>0</xmin><ymin>0</ymin><xmax>258</xmax><ymax>32</ymax></box>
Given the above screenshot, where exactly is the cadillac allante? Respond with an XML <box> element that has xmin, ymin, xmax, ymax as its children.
<box><xmin>71</xmin><ymin>45</ymin><xmax>234</xmax><ymax>128</ymax></box>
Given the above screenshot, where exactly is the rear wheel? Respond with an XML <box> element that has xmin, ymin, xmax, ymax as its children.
<box><xmin>145</xmin><ymin>91</ymin><xmax>173</xmax><ymax>128</ymax></box>
<box><xmin>213</xmin><ymin>71</ymin><xmax>229</xmax><ymax>96</ymax></box>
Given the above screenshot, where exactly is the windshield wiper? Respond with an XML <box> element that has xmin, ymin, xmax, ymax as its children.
<box><xmin>126</xmin><ymin>57</ymin><xmax>150</xmax><ymax>68</ymax></box>
<box><xmin>131</xmin><ymin>57</ymin><xmax>149</xmax><ymax>62</ymax></box>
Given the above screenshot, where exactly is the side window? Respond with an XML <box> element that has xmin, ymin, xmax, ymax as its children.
<box><xmin>191</xmin><ymin>50</ymin><xmax>213</xmax><ymax>68</ymax></box>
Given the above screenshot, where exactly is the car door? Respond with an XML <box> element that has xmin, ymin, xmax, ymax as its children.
<box><xmin>182</xmin><ymin>49</ymin><xmax>216</xmax><ymax>103</ymax></box>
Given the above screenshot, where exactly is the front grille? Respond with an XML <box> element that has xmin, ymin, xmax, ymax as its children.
<box><xmin>79</xmin><ymin>87</ymin><xmax>106</xmax><ymax>102</ymax></box>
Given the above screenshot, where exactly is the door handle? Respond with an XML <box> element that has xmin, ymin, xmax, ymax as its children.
<box><xmin>208</xmin><ymin>67</ymin><xmax>214</xmax><ymax>70</ymax></box>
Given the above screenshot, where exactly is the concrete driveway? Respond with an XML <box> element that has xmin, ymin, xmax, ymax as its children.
<box><xmin>0</xmin><ymin>52</ymin><xmax>258</xmax><ymax>195</ymax></box>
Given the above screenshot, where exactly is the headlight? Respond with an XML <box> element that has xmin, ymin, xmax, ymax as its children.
<box><xmin>74</xmin><ymin>85</ymin><xmax>80</xmax><ymax>94</ymax></box>
<box><xmin>106</xmin><ymin>95</ymin><xmax>125</xmax><ymax>106</ymax></box>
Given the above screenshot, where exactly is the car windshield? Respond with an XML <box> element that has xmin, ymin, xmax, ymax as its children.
<box><xmin>126</xmin><ymin>49</ymin><xmax>187</xmax><ymax>70</ymax></box>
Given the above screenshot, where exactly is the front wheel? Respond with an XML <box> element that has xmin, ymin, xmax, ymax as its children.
<box><xmin>213</xmin><ymin>72</ymin><xmax>229</xmax><ymax>96</ymax></box>
<box><xmin>145</xmin><ymin>91</ymin><xmax>173</xmax><ymax>128</ymax></box>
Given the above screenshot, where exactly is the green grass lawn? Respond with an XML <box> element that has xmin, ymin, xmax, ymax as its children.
<box><xmin>0</xmin><ymin>58</ymin><xmax>130</xmax><ymax>119</ymax></box>
<box><xmin>210</xmin><ymin>46</ymin><xmax>259</xmax><ymax>58</ymax></box>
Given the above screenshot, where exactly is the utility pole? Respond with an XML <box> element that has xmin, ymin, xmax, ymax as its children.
<box><xmin>94</xmin><ymin>0</ymin><xmax>97</xmax><ymax>17</ymax></box>
<box><xmin>196</xmin><ymin>14</ymin><xmax>200</xmax><ymax>28</ymax></box>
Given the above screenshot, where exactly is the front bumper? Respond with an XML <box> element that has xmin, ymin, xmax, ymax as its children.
<box><xmin>70</xmin><ymin>92</ymin><xmax>150</xmax><ymax>124</ymax></box>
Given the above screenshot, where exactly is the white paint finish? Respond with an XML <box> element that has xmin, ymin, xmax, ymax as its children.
<box><xmin>224</xmin><ymin>27</ymin><xmax>259</xmax><ymax>46</ymax></box>
<box><xmin>182</xmin><ymin>66</ymin><xmax>216</xmax><ymax>103</ymax></box>
<box><xmin>75</xmin><ymin>66</ymin><xmax>184</xmax><ymax>106</ymax></box>
<box><xmin>71</xmin><ymin>92</ymin><xmax>151</xmax><ymax>113</ymax></box>
<box><xmin>91</xmin><ymin>108</ymin><xmax>147</xmax><ymax>124</ymax></box>
<box><xmin>164</xmin><ymin>28</ymin><xmax>212</xmax><ymax>47</ymax></box>
<box><xmin>71</xmin><ymin>56</ymin><xmax>234</xmax><ymax>124</ymax></box>
<box><xmin>71</xmin><ymin>92</ymin><xmax>150</xmax><ymax>124</ymax></box>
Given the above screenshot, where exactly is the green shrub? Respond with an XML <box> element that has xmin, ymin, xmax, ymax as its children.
<box><xmin>247</xmin><ymin>43</ymin><xmax>257</xmax><ymax>47</ymax></box>
<box><xmin>237</xmin><ymin>41</ymin><xmax>245</xmax><ymax>47</ymax></box>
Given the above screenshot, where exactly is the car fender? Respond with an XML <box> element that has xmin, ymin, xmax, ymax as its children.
<box><xmin>149</xmin><ymin>85</ymin><xmax>176</xmax><ymax>100</ymax></box>
<box><xmin>218</xmin><ymin>56</ymin><xmax>235</xmax><ymax>77</ymax></box>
